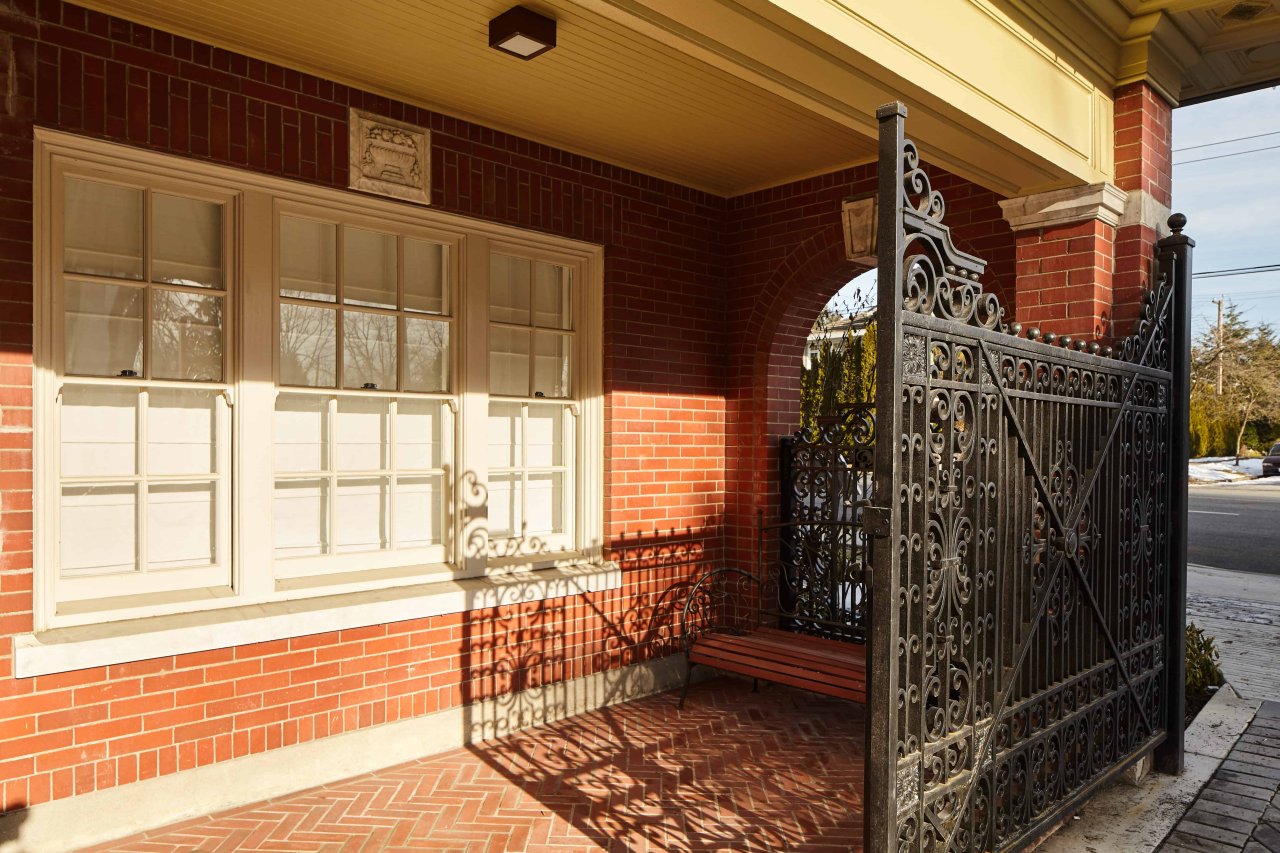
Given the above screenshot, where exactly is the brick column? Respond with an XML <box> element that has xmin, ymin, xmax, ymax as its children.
<box><xmin>1000</xmin><ymin>184</ymin><xmax>1126</xmax><ymax>339</ymax></box>
<box><xmin>999</xmin><ymin>81</ymin><xmax>1174</xmax><ymax>342</ymax></box>
<box><xmin>1113</xmin><ymin>81</ymin><xmax>1174</xmax><ymax>333</ymax></box>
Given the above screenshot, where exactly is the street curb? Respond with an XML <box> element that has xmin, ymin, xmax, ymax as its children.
<box><xmin>1034</xmin><ymin>683</ymin><xmax>1259</xmax><ymax>852</ymax></box>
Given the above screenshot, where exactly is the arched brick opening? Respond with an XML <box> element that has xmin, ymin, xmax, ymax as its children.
<box><xmin>725</xmin><ymin>224</ymin><xmax>871</xmax><ymax>563</ymax></box>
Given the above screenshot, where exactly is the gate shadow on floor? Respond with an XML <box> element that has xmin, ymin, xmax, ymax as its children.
<box><xmin>464</xmin><ymin>677</ymin><xmax>867</xmax><ymax>852</ymax></box>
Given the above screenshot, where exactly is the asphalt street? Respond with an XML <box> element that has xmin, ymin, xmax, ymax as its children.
<box><xmin>1188</xmin><ymin>480</ymin><xmax>1280</xmax><ymax>576</ymax></box>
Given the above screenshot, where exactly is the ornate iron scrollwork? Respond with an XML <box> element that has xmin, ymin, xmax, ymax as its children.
<box><xmin>869</xmin><ymin>104</ymin><xmax>1187</xmax><ymax>853</ymax></box>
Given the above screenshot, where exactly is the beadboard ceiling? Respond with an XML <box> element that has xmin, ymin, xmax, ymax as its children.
<box><xmin>71</xmin><ymin>0</ymin><xmax>879</xmax><ymax>196</ymax></box>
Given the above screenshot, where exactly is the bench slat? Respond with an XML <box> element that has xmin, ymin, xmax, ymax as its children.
<box><xmin>694</xmin><ymin>634</ymin><xmax>867</xmax><ymax>682</ymax></box>
<box><xmin>690</xmin><ymin>649</ymin><xmax>867</xmax><ymax>696</ymax></box>
<box><xmin>690</xmin><ymin>646</ymin><xmax>866</xmax><ymax>702</ymax></box>
<box><xmin>689</xmin><ymin>629</ymin><xmax>868</xmax><ymax>701</ymax></box>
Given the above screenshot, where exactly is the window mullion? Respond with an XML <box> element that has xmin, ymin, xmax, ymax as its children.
<box><xmin>335</xmin><ymin>225</ymin><xmax>345</xmax><ymax>390</ymax></box>
<box><xmin>137</xmin><ymin>387</ymin><xmax>148</xmax><ymax>575</ymax></box>
<box><xmin>327</xmin><ymin>395</ymin><xmax>337</xmax><ymax>556</ymax></box>
<box><xmin>142</xmin><ymin>189</ymin><xmax>153</xmax><ymax>380</ymax></box>
<box><xmin>389</xmin><ymin>397</ymin><xmax>398</xmax><ymax>551</ymax></box>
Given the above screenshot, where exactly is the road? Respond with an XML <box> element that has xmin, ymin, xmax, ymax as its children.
<box><xmin>1188</xmin><ymin>480</ymin><xmax>1280</xmax><ymax>576</ymax></box>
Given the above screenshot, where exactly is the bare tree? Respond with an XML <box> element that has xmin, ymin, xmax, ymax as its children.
<box><xmin>1191</xmin><ymin>302</ymin><xmax>1280</xmax><ymax>463</ymax></box>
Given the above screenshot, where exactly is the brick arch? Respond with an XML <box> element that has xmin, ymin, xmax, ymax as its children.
<box><xmin>725</xmin><ymin>223</ymin><xmax>871</xmax><ymax>561</ymax></box>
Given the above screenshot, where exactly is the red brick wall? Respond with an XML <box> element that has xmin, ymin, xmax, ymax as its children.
<box><xmin>1015</xmin><ymin>219</ymin><xmax>1117</xmax><ymax>339</ymax></box>
<box><xmin>0</xmin><ymin>0</ymin><xmax>729</xmax><ymax>813</ymax></box>
<box><xmin>0</xmin><ymin>0</ymin><xmax>1023</xmax><ymax>817</ymax></box>
<box><xmin>1113</xmin><ymin>81</ymin><xmax>1173</xmax><ymax>335</ymax></box>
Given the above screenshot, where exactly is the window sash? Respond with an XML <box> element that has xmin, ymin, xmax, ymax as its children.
<box><xmin>35</xmin><ymin>131</ymin><xmax>602</xmax><ymax>629</ymax></box>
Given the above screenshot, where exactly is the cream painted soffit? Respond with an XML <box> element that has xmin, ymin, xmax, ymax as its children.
<box><xmin>582</xmin><ymin>0</ymin><xmax>1112</xmax><ymax>195</ymax></box>
<box><xmin>71</xmin><ymin>0</ymin><xmax>1113</xmax><ymax>196</ymax></box>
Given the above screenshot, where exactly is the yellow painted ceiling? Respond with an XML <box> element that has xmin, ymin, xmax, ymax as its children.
<box><xmin>71</xmin><ymin>0</ymin><xmax>878</xmax><ymax>196</ymax></box>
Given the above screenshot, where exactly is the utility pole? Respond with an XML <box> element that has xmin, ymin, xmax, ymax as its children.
<box><xmin>1213</xmin><ymin>296</ymin><xmax>1224</xmax><ymax>395</ymax></box>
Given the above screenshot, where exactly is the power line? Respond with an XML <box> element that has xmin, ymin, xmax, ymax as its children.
<box><xmin>1174</xmin><ymin>142</ymin><xmax>1280</xmax><ymax>166</ymax></box>
<box><xmin>1173</xmin><ymin>130</ymin><xmax>1280</xmax><ymax>153</ymax></box>
<box><xmin>1193</xmin><ymin>264</ymin><xmax>1280</xmax><ymax>279</ymax></box>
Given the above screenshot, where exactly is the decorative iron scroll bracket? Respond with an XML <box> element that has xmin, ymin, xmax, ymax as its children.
<box><xmin>862</xmin><ymin>506</ymin><xmax>891</xmax><ymax>538</ymax></box>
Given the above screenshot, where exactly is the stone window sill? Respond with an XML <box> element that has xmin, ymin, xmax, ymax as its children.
<box><xmin>12</xmin><ymin>562</ymin><xmax>620</xmax><ymax>678</ymax></box>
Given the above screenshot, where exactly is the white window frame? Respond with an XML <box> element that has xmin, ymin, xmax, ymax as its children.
<box><xmin>32</xmin><ymin>129</ymin><xmax>604</xmax><ymax>633</ymax></box>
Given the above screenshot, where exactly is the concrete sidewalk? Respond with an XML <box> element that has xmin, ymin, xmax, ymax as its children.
<box><xmin>1039</xmin><ymin>565</ymin><xmax>1280</xmax><ymax>853</ymax></box>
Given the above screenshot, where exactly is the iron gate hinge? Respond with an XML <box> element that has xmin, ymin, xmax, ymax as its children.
<box><xmin>863</xmin><ymin>506</ymin><xmax>891</xmax><ymax>538</ymax></box>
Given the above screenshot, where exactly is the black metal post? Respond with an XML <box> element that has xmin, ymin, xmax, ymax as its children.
<box><xmin>1154</xmin><ymin>213</ymin><xmax>1194</xmax><ymax>775</ymax></box>
<box><xmin>866</xmin><ymin>100</ymin><xmax>907</xmax><ymax>853</ymax></box>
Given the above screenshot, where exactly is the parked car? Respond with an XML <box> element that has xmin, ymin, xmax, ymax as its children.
<box><xmin>1264</xmin><ymin>443</ymin><xmax>1280</xmax><ymax>477</ymax></box>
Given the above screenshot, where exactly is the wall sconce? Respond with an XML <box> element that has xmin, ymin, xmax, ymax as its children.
<box><xmin>489</xmin><ymin>6</ymin><xmax>557</xmax><ymax>60</ymax></box>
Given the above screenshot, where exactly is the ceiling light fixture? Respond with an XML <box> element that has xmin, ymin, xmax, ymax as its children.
<box><xmin>489</xmin><ymin>5</ymin><xmax>557</xmax><ymax>60</ymax></box>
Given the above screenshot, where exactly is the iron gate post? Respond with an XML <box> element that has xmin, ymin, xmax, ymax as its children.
<box><xmin>866</xmin><ymin>100</ymin><xmax>908</xmax><ymax>853</ymax></box>
<box><xmin>1154</xmin><ymin>215</ymin><xmax>1194</xmax><ymax>775</ymax></box>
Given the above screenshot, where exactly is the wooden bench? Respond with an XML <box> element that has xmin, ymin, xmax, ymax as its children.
<box><xmin>678</xmin><ymin>567</ymin><xmax>868</xmax><ymax>708</ymax></box>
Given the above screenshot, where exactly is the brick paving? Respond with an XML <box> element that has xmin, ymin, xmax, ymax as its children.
<box><xmin>81</xmin><ymin>678</ymin><xmax>866</xmax><ymax>852</ymax></box>
<box><xmin>1160</xmin><ymin>700</ymin><xmax>1280</xmax><ymax>853</ymax></box>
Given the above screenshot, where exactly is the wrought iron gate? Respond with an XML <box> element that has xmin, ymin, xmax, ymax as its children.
<box><xmin>777</xmin><ymin>404</ymin><xmax>876</xmax><ymax>641</ymax></box>
<box><xmin>865</xmin><ymin>104</ymin><xmax>1192</xmax><ymax>853</ymax></box>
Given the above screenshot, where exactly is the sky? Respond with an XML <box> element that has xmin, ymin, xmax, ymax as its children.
<box><xmin>1172</xmin><ymin>85</ymin><xmax>1280</xmax><ymax>338</ymax></box>
<box><xmin>832</xmin><ymin>85</ymin><xmax>1280</xmax><ymax>340</ymax></box>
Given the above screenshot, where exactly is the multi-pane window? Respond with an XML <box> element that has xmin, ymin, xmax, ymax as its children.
<box><xmin>37</xmin><ymin>134</ymin><xmax>600</xmax><ymax>628</ymax></box>
<box><xmin>273</xmin><ymin>213</ymin><xmax>455</xmax><ymax>578</ymax></box>
<box><xmin>55</xmin><ymin>174</ymin><xmax>232</xmax><ymax>602</ymax></box>
<box><xmin>487</xmin><ymin>252</ymin><xmax>575</xmax><ymax>554</ymax></box>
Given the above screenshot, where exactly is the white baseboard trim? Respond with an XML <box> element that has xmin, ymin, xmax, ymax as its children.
<box><xmin>0</xmin><ymin>652</ymin><xmax>690</xmax><ymax>853</ymax></box>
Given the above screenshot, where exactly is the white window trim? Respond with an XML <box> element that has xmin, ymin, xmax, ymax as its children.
<box><xmin>29</xmin><ymin>128</ymin><xmax>605</xmax><ymax>642</ymax></box>
<box><xmin>13</xmin><ymin>563</ymin><xmax>621</xmax><ymax>678</ymax></box>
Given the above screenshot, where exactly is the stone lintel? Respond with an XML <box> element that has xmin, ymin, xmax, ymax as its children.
<box><xmin>999</xmin><ymin>182</ymin><xmax>1128</xmax><ymax>233</ymax></box>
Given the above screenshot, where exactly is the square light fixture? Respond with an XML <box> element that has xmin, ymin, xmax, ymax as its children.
<box><xmin>489</xmin><ymin>5</ymin><xmax>557</xmax><ymax>60</ymax></box>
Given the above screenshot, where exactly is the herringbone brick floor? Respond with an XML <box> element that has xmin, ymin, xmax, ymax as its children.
<box><xmin>83</xmin><ymin>678</ymin><xmax>867</xmax><ymax>852</ymax></box>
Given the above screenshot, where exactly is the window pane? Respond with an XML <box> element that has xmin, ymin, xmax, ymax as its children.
<box><xmin>344</xmin><ymin>227</ymin><xmax>396</xmax><ymax>309</ymax></box>
<box><xmin>527</xmin><ymin>404</ymin><xmax>564</xmax><ymax>467</ymax></box>
<box><xmin>405</xmin><ymin>317</ymin><xmax>449</xmax><ymax>393</ymax></box>
<box><xmin>152</xmin><ymin>194</ymin><xmax>223</xmax><ymax>287</ymax></box>
<box><xmin>279</xmin><ymin>216</ymin><xmax>336</xmax><ymax>301</ymax></box>
<box><xmin>397</xmin><ymin>399</ymin><xmax>441</xmax><ymax>470</ymax></box>
<box><xmin>64</xmin><ymin>178</ymin><xmax>143</xmax><ymax>280</ymax></box>
<box><xmin>274</xmin><ymin>478</ymin><xmax>329</xmax><ymax>558</ymax></box>
<box><xmin>534</xmin><ymin>262</ymin><xmax>571</xmax><ymax>330</ymax></box>
<box><xmin>64</xmin><ymin>280</ymin><xmax>144</xmax><ymax>378</ymax></box>
<box><xmin>533</xmin><ymin>332</ymin><xmax>571</xmax><ymax>398</ymax></box>
<box><xmin>279</xmin><ymin>303</ymin><xmax>335</xmax><ymax>387</ymax></box>
<box><xmin>404</xmin><ymin>239</ymin><xmax>447</xmax><ymax>314</ymax></box>
<box><xmin>488</xmin><ymin>402</ymin><xmax>522</xmax><ymax>468</ymax></box>
<box><xmin>152</xmin><ymin>290</ymin><xmax>223</xmax><ymax>381</ymax></box>
<box><xmin>396</xmin><ymin>476</ymin><xmax>441</xmax><ymax>548</ymax></box>
<box><xmin>490</xmin><ymin>327</ymin><xmax>530</xmax><ymax>396</ymax></box>
<box><xmin>148</xmin><ymin>482</ymin><xmax>215</xmax><ymax>569</ymax></box>
<box><xmin>526</xmin><ymin>472</ymin><xmax>564</xmax><ymax>537</ymax></box>
<box><xmin>488</xmin><ymin>473</ymin><xmax>521</xmax><ymax>539</ymax></box>
<box><xmin>335</xmin><ymin>396</ymin><xmax>388</xmax><ymax>471</ymax></box>
<box><xmin>148</xmin><ymin>389</ymin><xmax>217</xmax><ymax>475</ymax></box>
<box><xmin>274</xmin><ymin>394</ymin><xmax>327</xmax><ymax>473</ymax></box>
<box><xmin>343</xmin><ymin>310</ymin><xmax>396</xmax><ymax>391</ymax></box>
<box><xmin>61</xmin><ymin>485</ymin><xmax>136</xmax><ymax>576</ymax></box>
<box><xmin>489</xmin><ymin>253</ymin><xmax>530</xmax><ymax>324</ymax></box>
<box><xmin>335</xmin><ymin>477</ymin><xmax>389</xmax><ymax>553</ymax></box>
<box><xmin>61</xmin><ymin>385</ymin><xmax>137</xmax><ymax>478</ymax></box>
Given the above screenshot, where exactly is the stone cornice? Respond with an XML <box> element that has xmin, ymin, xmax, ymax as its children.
<box><xmin>999</xmin><ymin>182</ymin><xmax>1128</xmax><ymax>232</ymax></box>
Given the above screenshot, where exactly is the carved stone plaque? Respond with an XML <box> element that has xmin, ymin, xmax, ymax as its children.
<box><xmin>348</xmin><ymin>109</ymin><xmax>430</xmax><ymax>205</ymax></box>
